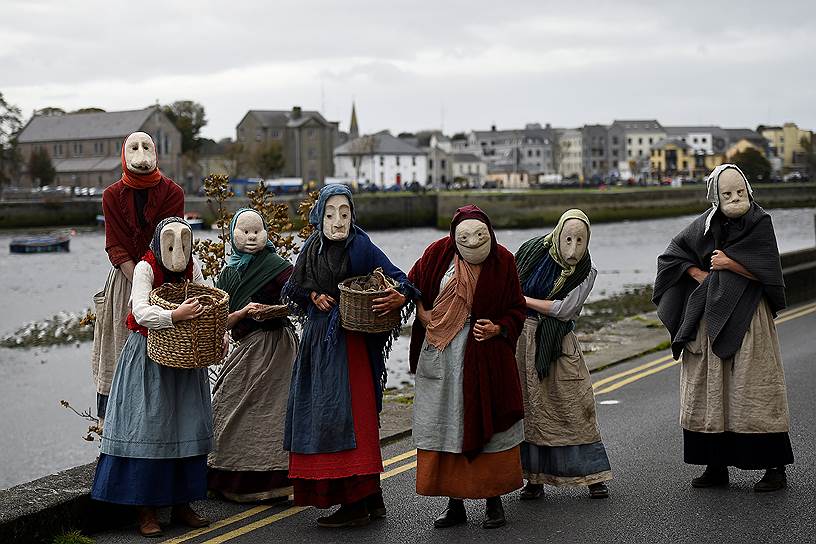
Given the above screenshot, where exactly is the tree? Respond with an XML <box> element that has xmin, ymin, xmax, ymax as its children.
<box><xmin>29</xmin><ymin>147</ymin><xmax>56</xmax><ymax>186</ymax></box>
<box><xmin>161</xmin><ymin>100</ymin><xmax>207</xmax><ymax>154</ymax></box>
<box><xmin>730</xmin><ymin>147</ymin><xmax>771</xmax><ymax>182</ymax></box>
<box><xmin>0</xmin><ymin>92</ymin><xmax>23</xmax><ymax>187</ymax></box>
<box><xmin>35</xmin><ymin>107</ymin><xmax>66</xmax><ymax>116</ymax></box>
<box><xmin>71</xmin><ymin>107</ymin><xmax>106</xmax><ymax>114</ymax></box>
<box><xmin>252</xmin><ymin>141</ymin><xmax>285</xmax><ymax>179</ymax></box>
<box><xmin>800</xmin><ymin>136</ymin><xmax>815</xmax><ymax>176</ymax></box>
<box><xmin>224</xmin><ymin>140</ymin><xmax>250</xmax><ymax>178</ymax></box>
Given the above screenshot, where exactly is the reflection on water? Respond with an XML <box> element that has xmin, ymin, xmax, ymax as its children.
<box><xmin>0</xmin><ymin>208</ymin><xmax>813</xmax><ymax>489</ymax></box>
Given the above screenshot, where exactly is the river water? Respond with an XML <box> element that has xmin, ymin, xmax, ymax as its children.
<box><xmin>0</xmin><ymin>207</ymin><xmax>813</xmax><ymax>490</ymax></box>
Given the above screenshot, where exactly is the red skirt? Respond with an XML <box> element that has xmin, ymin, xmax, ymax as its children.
<box><xmin>289</xmin><ymin>332</ymin><xmax>383</xmax><ymax>508</ymax></box>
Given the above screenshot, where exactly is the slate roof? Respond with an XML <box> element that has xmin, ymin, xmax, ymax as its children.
<box><xmin>334</xmin><ymin>131</ymin><xmax>425</xmax><ymax>156</ymax></box>
<box><xmin>611</xmin><ymin>120</ymin><xmax>664</xmax><ymax>131</ymax></box>
<box><xmin>664</xmin><ymin>126</ymin><xmax>721</xmax><ymax>135</ymax></box>
<box><xmin>17</xmin><ymin>108</ymin><xmax>155</xmax><ymax>143</ymax></box>
<box><xmin>247</xmin><ymin>109</ymin><xmax>332</xmax><ymax>128</ymax></box>
<box><xmin>53</xmin><ymin>157</ymin><xmax>121</xmax><ymax>173</ymax></box>
<box><xmin>652</xmin><ymin>138</ymin><xmax>692</xmax><ymax>150</ymax></box>
<box><xmin>451</xmin><ymin>153</ymin><xmax>482</xmax><ymax>163</ymax></box>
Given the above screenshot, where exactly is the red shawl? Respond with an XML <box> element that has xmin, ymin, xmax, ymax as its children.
<box><xmin>102</xmin><ymin>177</ymin><xmax>184</xmax><ymax>267</ymax></box>
<box><xmin>409</xmin><ymin>205</ymin><xmax>526</xmax><ymax>456</ymax></box>
<box><xmin>126</xmin><ymin>250</ymin><xmax>194</xmax><ymax>336</ymax></box>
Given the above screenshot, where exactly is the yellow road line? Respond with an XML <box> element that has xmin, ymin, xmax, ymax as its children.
<box><xmin>595</xmin><ymin>360</ymin><xmax>679</xmax><ymax>395</ymax></box>
<box><xmin>776</xmin><ymin>305</ymin><xmax>816</xmax><ymax>325</ymax></box>
<box><xmin>383</xmin><ymin>449</ymin><xmax>417</xmax><ymax>467</ymax></box>
<box><xmin>203</xmin><ymin>461</ymin><xmax>419</xmax><ymax>543</ymax></box>
<box><xmin>592</xmin><ymin>355</ymin><xmax>673</xmax><ymax>389</ymax></box>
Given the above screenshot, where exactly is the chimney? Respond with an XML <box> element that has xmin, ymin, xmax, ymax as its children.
<box><xmin>491</xmin><ymin>124</ymin><xmax>496</xmax><ymax>132</ymax></box>
<box><xmin>292</xmin><ymin>106</ymin><xmax>302</xmax><ymax>119</ymax></box>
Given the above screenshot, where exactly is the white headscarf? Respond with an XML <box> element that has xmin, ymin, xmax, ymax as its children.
<box><xmin>704</xmin><ymin>163</ymin><xmax>754</xmax><ymax>235</ymax></box>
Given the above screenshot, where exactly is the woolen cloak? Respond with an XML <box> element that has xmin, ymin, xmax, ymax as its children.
<box><xmin>409</xmin><ymin>205</ymin><xmax>526</xmax><ymax>457</ymax></box>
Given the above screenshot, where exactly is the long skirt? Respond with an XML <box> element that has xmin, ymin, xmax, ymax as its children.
<box><xmin>208</xmin><ymin>328</ymin><xmax>297</xmax><ymax>502</ymax></box>
<box><xmin>288</xmin><ymin>332</ymin><xmax>383</xmax><ymax>508</ymax></box>
<box><xmin>414</xmin><ymin>320</ymin><xmax>524</xmax><ymax>498</ymax></box>
<box><xmin>515</xmin><ymin>318</ymin><xmax>612</xmax><ymax>487</ymax></box>
<box><xmin>92</xmin><ymin>332</ymin><xmax>213</xmax><ymax>506</ymax></box>
<box><xmin>681</xmin><ymin>299</ymin><xmax>793</xmax><ymax>469</ymax></box>
<box><xmin>90</xmin><ymin>267</ymin><xmax>131</xmax><ymax>418</ymax></box>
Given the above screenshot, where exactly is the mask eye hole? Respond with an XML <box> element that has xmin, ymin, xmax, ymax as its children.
<box><xmin>168</xmin><ymin>246</ymin><xmax>173</xmax><ymax>251</ymax></box>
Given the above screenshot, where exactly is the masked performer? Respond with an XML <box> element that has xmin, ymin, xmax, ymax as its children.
<box><xmin>91</xmin><ymin>217</ymin><xmax>213</xmax><ymax>538</ymax></box>
<box><xmin>514</xmin><ymin>209</ymin><xmax>612</xmax><ymax>500</ymax></box>
<box><xmin>283</xmin><ymin>184</ymin><xmax>419</xmax><ymax>527</ymax></box>
<box><xmin>654</xmin><ymin>164</ymin><xmax>791</xmax><ymax>492</ymax></box>
<box><xmin>93</xmin><ymin>132</ymin><xmax>184</xmax><ymax>429</ymax></box>
<box><xmin>208</xmin><ymin>208</ymin><xmax>296</xmax><ymax>503</ymax></box>
<box><xmin>409</xmin><ymin>205</ymin><xmax>526</xmax><ymax>530</ymax></box>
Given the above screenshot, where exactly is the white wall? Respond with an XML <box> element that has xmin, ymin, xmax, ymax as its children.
<box><xmin>334</xmin><ymin>154</ymin><xmax>428</xmax><ymax>187</ymax></box>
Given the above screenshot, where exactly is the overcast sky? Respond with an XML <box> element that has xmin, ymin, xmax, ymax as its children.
<box><xmin>3</xmin><ymin>0</ymin><xmax>814</xmax><ymax>140</ymax></box>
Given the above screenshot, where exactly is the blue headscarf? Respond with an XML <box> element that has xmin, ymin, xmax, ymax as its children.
<box><xmin>308</xmin><ymin>184</ymin><xmax>357</xmax><ymax>253</ymax></box>
<box><xmin>227</xmin><ymin>208</ymin><xmax>277</xmax><ymax>273</ymax></box>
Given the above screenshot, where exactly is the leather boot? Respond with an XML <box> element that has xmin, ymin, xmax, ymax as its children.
<box><xmin>482</xmin><ymin>496</ymin><xmax>506</xmax><ymax>529</ymax></box>
<box><xmin>520</xmin><ymin>482</ymin><xmax>544</xmax><ymax>500</ymax></box>
<box><xmin>754</xmin><ymin>467</ymin><xmax>787</xmax><ymax>492</ymax></box>
<box><xmin>316</xmin><ymin>499</ymin><xmax>370</xmax><ymax>528</ymax></box>
<box><xmin>433</xmin><ymin>498</ymin><xmax>466</xmax><ymax>528</ymax></box>
<box><xmin>588</xmin><ymin>482</ymin><xmax>610</xmax><ymax>499</ymax></box>
<box><xmin>365</xmin><ymin>489</ymin><xmax>387</xmax><ymax>519</ymax></box>
<box><xmin>691</xmin><ymin>465</ymin><xmax>729</xmax><ymax>488</ymax></box>
<box><xmin>136</xmin><ymin>506</ymin><xmax>162</xmax><ymax>538</ymax></box>
<box><xmin>171</xmin><ymin>503</ymin><xmax>210</xmax><ymax>528</ymax></box>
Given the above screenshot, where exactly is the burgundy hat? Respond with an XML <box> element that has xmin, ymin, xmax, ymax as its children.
<box><xmin>449</xmin><ymin>204</ymin><xmax>497</xmax><ymax>257</ymax></box>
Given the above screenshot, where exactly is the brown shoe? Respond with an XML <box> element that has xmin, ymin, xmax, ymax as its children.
<box><xmin>171</xmin><ymin>503</ymin><xmax>210</xmax><ymax>528</ymax></box>
<box><xmin>136</xmin><ymin>506</ymin><xmax>163</xmax><ymax>538</ymax></box>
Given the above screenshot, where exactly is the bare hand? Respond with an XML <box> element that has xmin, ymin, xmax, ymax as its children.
<box><xmin>473</xmin><ymin>318</ymin><xmax>501</xmax><ymax>342</ymax></box>
<box><xmin>372</xmin><ymin>288</ymin><xmax>406</xmax><ymax>316</ymax></box>
<box><xmin>172</xmin><ymin>297</ymin><xmax>204</xmax><ymax>322</ymax></box>
<box><xmin>310</xmin><ymin>292</ymin><xmax>336</xmax><ymax>312</ymax></box>
<box><xmin>710</xmin><ymin>250</ymin><xmax>733</xmax><ymax>271</ymax></box>
<box><xmin>221</xmin><ymin>332</ymin><xmax>230</xmax><ymax>357</ymax></box>
<box><xmin>687</xmin><ymin>266</ymin><xmax>709</xmax><ymax>285</ymax></box>
<box><xmin>243</xmin><ymin>302</ymin><xmax>264</xmax><ymax>320</ymax></box>
<box><xmin>416</xmin><ymin>304</ymin><xmax>432</xmax><ymax>327</ymax></box>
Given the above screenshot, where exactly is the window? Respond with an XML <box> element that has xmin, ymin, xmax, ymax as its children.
<box><xmin>693</xmin><ymin>137</ymin><xmax>698</xmax><ymax>143</ymax></box>
<box><xmin>612</xmin><ymin>149</ymin><xmax>618</xmax><ymax>157</ymax></box>
<box><xmin>628</xmin><ymin>150</ymin><xmax>632</xmax><ymax>157</ymax></box>
<box><xmin>412</xmin><ymin>156</ymin><xmax>416</xmax><ymax>166</ymax></box>
<box><xmin>270</xmin><ymin>130</ymin><xmax>280</xmax><ymax>139</ymax></box>
<box><xmin>73</xmin><ymin>142</ymin><xmax>83</xmax><ymax>156</ymax></box>
<box><xmin>639</xmin><ymin>149</ymin><xmax>643</xmax><ymax>157</ymax></box>
<box><xmin>428</xmin><ymin>174</ymin><xmax>432</xmax><ymax>183</ymax></box>
<box><xmin>396</xmin><ymin>156</ymin><xmax>400</xmax><ymax>166</ymax></box>
<box><xmin>428</xmin><ymin>159</ymin><xmax>433</xmax><ymax>169</ymax></box>
<box><xmin>536</xmin><ymin>149</ymin><xmax>541</xmax><ymax>157</ymax></box>
<box><xmin>379</xmin><ymin>155</ymin><xmax>384</xmax><ymax>167</ymax></box>
<box><xmin>441</xmin><ymin>159</ymin><xmax>446</xmax><ymax>169</ymax></box>
<box><xmin>307</xmin><ymin>129</ymin><xmax>316</xmax><ymax>139</ymax></box>
<box><xmin>164</xmin><ymin>135</ymin><xmax>169</xmax><ymax>154</ymax></box>
<box><xmin>627</xmin><ymin>138</ymin><xmax>632</xmax><ymax>145</ymax></box>
<box><xmin>115</xmin><ymin>141</ymin><xmax>121</xmax><ymax>153</ymax></box>
<box><xmin>53</xmin><ymin>143</ymin><xmax>63</xmax><ymax>157</ymax></box>
<box><xmin>256</xmin><ymin>129</ymin><xmax>262</xmax><ymax>142</ymax></box>
<box><xmin>702</xmin><ymin>137</ymin><xmax>707</xmax><ymax>143</ymax></box>
<box><xmin>648</xmin><ymin>138</ymin><xmax>653</xmax><ymax>144</ymax></box>
<box><xmin>638</xmin><ymin>138</ymin><xmax>643</xmax><ymax>145</ymax></box>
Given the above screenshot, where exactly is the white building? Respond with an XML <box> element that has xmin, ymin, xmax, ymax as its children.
<box><xmin>451</xmin><ymin>153</ymin><xmax>487</xmax><ymax>186</ymax></box>
<box><xmin>557</xmin><ymin>128</ymin><xmax>583</xmax><ymax>179</ymax></box>
<box><xmin>334</xmin><ymin>131</ymin><xmax>427</xmax><ymax>188</ymax></box>
<box><xmin>664</xmin><ymin>126</ymin><xmax>728</xmax><ymax>156</ymax></box>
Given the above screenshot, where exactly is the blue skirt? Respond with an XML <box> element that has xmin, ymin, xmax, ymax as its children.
<box><xmin>521</xmin><ymin>441</ymin><xmax>613</xmax><ymax>487</ymax></box>
<box><xmin>92</xmin><ymin>453</ymin><xmax>207</xmax><ymax>506</ymax></box>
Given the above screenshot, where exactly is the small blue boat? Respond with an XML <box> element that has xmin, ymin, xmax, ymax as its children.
<box><xmin>10</xmin><ymin>234</ymin><xmax>71</xmax><ymax>254</ymax></box>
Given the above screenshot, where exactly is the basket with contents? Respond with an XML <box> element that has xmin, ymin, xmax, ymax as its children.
<box><xmin>247</xmin><ymin>303</ymin><xmax>290</xmax><ymax>321</ymax></box>
<box><xmin>338</xmin><ymin>267</ymin><xmax>401</xmax><ymax>333</ymax></box>
<box><xmin>147</xmin><ymin>282</ymin><xmax>229</xmax><ymax>368</ymax></box>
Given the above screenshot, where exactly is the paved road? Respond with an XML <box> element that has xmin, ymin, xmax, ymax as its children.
<box><xmin>96</xmin><ymin>303</ymin><xmax>816</xmax><ymax>544</ymax></box>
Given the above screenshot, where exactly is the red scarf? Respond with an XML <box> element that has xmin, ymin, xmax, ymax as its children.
<box><xmin>408</xmin><ymin>206</ymin><xmax>527</xmax><ymax>457</ymax></box>
<box><xmin>126</xmin><ymin>250</ymin><xmax>194</xmax><ymax>337</ymax></box>
<box><xmin>120</xmin><ymin>136</ymin><xmax>163</xmax><ymax>189</ymax></box>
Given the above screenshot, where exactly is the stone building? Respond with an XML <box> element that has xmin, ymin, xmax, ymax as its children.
<box><xmin>451</xmin><ymin>153</ymin><xmax>487</xmax><ymax>186</ymax></box>
<box><xmin>556</xmin><ymin>128</ymin><xmax>583</xmax><ymax>179</ymax></box>
<box><xmin>236</xmin><ymin>107</ymin><xmax>339</xmax><ymax>184</ymax></box>
<box><xmin>451</xmin><ymin>123</ymin><xmax>557</xmax><ymax>177</ymax></box>
<box><xmin>609</xmin><ymin>120</ymin><xmax>666</xmax><ymax>179</ymax></box>
<box><xmin>581</xmin><ymin>124</ymin><xmax>611</xmax><ymax>181</ymax></box>
<box><xmin>15</xmin><ymin>107</ymin><xmax>182</xmax><ymax>189</ymax></box>
<box><xmin>334</xmin><ymin>131</ymin><xmax>427</xmax><ymax>188</ymax></box>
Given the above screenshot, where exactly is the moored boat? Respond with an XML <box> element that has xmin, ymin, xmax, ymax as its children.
<box><xmin>184</xmin><ymin>212</ymin><xmax>205</xmax><ymax>230</ymax></box>
<box><xmin>10</xmin><ymin>234</ymin><xmax>71</xmax><ymax>254</ymax></box>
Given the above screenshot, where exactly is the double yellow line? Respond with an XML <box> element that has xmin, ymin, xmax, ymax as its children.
<box><xmin>591</xmin><ymin>301</ymin><xmax>816</xmax><ymax>396</ymax></box>
<box><xmin>164</xmin><ymin>300</ymin><xmax>816</xmax><ymax>543</ymax></box>
<box><xmin>161</xmin><ymin>449</ymin><xmax>420</xmax><ymax>544</ymax></box>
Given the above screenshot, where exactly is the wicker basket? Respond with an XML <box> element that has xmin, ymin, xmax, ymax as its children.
<box><xmin>248</xmin><ymin>304</ymin><xmax>290</xmax><ymax>321</ymax></box>
<box><xmin>338</xmin><ymin>268</ymin><xmax>401</xmax><ymax>333</ymax></box>
<box><xmin>147</xmin><ymin>282</ymin><xmax>229</xmax><ymax>368</ymax></box>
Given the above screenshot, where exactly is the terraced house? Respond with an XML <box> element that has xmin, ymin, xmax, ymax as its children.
<box><xmin>15</xmin><ymin>107</ymin><xmax>182</xmax><ymax>189</ymax></box>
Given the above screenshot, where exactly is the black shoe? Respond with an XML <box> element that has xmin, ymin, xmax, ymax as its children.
<box><xmin>691</xmin><ymin>465</ymin><xmax>729</xmax><ymax>488</ymax></box>
<box><xmin>754</xmin><ymin>467</ymin><xmax>787</xmax><ymax>493</ymax></box>
<box><xmin>433</xmin><ymin>498</ymin><xmax>466</xmax><ymax>528</ymax></box>
<box><xmin>588</xmin><ymin>482</ymin><xmax>609</xmax><ymax>499</ymax></box>
<box><xmin>316</xmin><ymin>501</ymin><xmax>370</xmax><ymax>528</ymax></box>
<box><xmin>519</xmin><ymin>482</ymin><xmax>544</xmax><ymax>500</ymax></box>
<box><xmin>482</xmin><ymin>496</ymin><xmax>506</xmax><ymax>529</ymax></box>
<box><xmin>365</xmin><ymin>490</ymin><xmax>387</xmax><ymax>519</ymax></box>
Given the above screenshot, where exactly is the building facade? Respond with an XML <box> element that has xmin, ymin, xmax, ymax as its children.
<box><xmin>581</xmin><ymin>124</ymin><xmax>610</xmax><ymax>181</ymax></box>
<box><xmin>15</xmin><ymin>107</ymin><xmax>182</xmax><ymax>189</ymax></box>
<box><xmin>451</xmin><ymin>153</ymin><xmax>487</xmax><ymax>186</ymax></box>
<box><xmin>557</xmin><ymin>128</ymin><xmax>583</xmax><ymax>179</ymax></box>
<box><xmin>451</xmin><ymin>123</ymin><xmax>556</xmax><ymax>178</ymax></box>
<box><xmin>610</xmin><ymin>120</ymin><xmax>666</xmax><ymax>178</ymax></box>
<box><xmin>760</xmin><ymin>123</ymin><xmax>812</xmax><ymax>174</ymax></box>
<box><xmin>333</xmin><ymin>131</ymin><xmax>427</xmax><ymax>188</ymax></box>
<box><xmin>236</xmin><ymin>107</ymin><xmax>339</xmax><ymax>184</ymax></box>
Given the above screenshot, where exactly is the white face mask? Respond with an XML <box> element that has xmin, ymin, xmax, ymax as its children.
<box><xmin>455</xmin><ymin>219</ymin><xmax>491</xmax><ymax>264</ymax></box>
<box><xmin>558</xmin><ymin>219</ymin><xmax>589</xmax><ymax>266</ymax></box>
<box><xmin>718</xmin><ymin>169</ymin><xmax>751</xmax><ymax>219</ymax></box>
<box><xmin>124</xmin><ymin>131</ymin><xmax>157</xmax><ymax>174</ymax></box>
<box><xmin>233</xmin><ymin>211</ymin><xmax>267</xmax><ymax>254</ymax></box>
<box><xmin>160</xmin><ymin>222</ymin><xmax>192</xmax><ymax>272</ymax></box>
<box><xmin>322</xmin><ymin>195</ymin><xmax>352</xmax><ymax>241</ymax></box>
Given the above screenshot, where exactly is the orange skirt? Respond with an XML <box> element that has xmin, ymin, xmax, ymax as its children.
<box><xmin>416</xmin><ymin>447</ymin><xmax>523</xmax><ymax>499</ymax></box>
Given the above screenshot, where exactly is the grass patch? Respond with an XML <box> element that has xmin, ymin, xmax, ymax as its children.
<box><xmin>577</xmin><ymin>285</ymin><xmax>655</xmax><ymax>334</ymax></box>
<box><xmin>53</xmin><ymin>530</ymin><xmax>95</xmax><ymax>544</ymax></box>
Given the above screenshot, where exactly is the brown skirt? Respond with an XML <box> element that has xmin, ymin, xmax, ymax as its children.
<box><xmin>416</xmin><ymin>447</ymin><xmax>523</xmax><ymax>499</ymax></box>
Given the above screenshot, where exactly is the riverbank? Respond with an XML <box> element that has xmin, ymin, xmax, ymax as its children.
<box><xmin>1</xmin><ymin>183</ymin><xmax>814</xmax><ymax>230</ymax></box>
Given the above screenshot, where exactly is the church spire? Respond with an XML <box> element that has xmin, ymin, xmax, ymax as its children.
<box><xmin>349</xmin><ymin>101</ymin><xmax>359</xmax><ymax>140</ymax></box>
